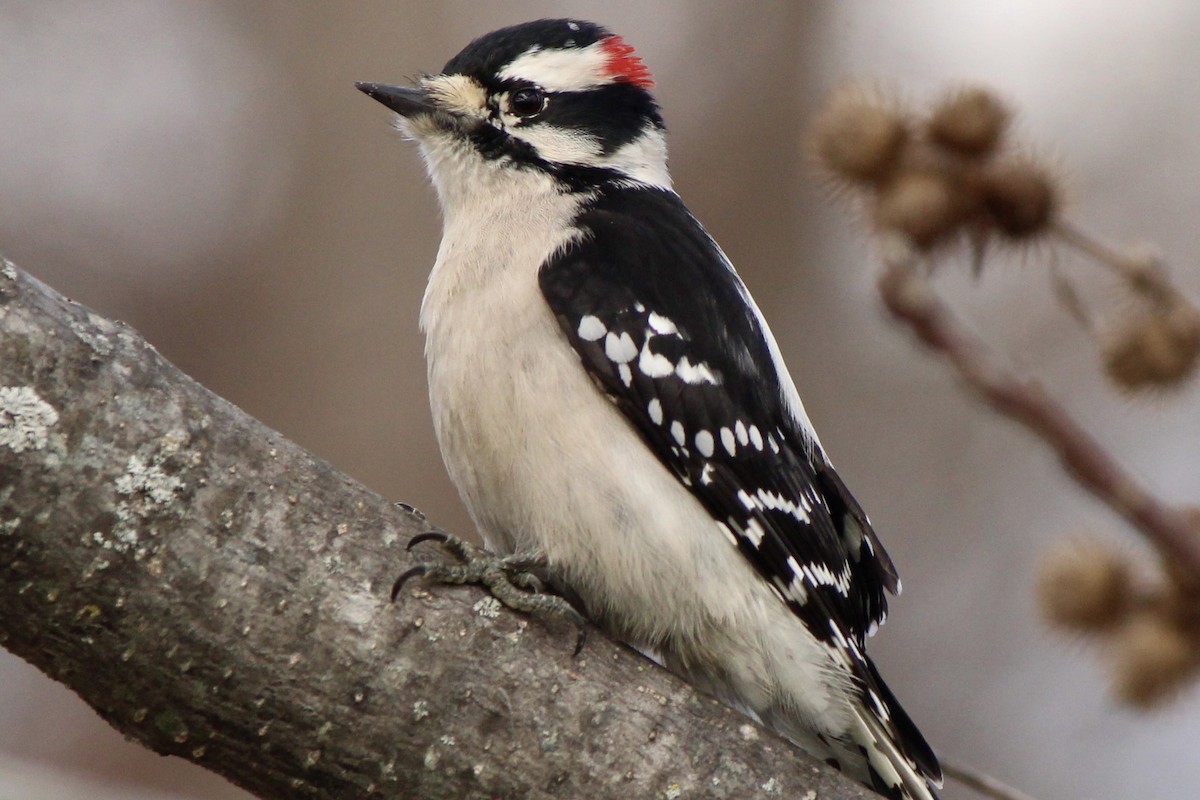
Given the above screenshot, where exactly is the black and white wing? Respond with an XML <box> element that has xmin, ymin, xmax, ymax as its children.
<box><xmin>539</xmin><ymin>185</ymin><xmax>939</xmax><ymax>793</ymax></box>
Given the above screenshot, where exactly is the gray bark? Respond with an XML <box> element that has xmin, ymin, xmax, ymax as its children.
<box><xmin>0</xmin><ymin>257</ymin><xmax>877</xmax><ymax>799</ymax></box>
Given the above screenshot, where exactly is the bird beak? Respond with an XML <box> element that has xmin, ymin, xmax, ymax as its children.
<box><xmin>355</xmin><ymin>82</ymin><xmax>434</xmax><ymax>117</ymax></box>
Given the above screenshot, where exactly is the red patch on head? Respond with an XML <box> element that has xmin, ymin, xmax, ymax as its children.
<box><xmin>600</xmin><ymin>35</ymin><xmax>654</xmax><ymax>89</ymax></box>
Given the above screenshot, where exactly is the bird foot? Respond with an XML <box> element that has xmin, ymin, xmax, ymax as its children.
<box><xmin>393</xmin><ymin>531</ymin><xmax>588</xmax><ymax>655</ymax></box>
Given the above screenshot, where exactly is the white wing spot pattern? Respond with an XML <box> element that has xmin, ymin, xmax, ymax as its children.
<box><xmin>577</xmin><ymin>314</ymin><xmax>606</xmax><ymax>341</ymax></box>
<box><xmin>605</xmin><ymin>331</ymin><xmax>638</xmax><ymax>363</ymax></box>
<box><xmin>647</xmin><ymin>398</ymin><xmax>663</xmax><ymax>425</ymax></box>
<box><xmin>670</xmin><ymin>420</ymin><xmax>686</xmax><ymax>447</ymax></box>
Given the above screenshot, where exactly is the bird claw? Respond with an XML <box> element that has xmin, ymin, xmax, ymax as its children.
<box><xmin>406</xmin><ymin>530</ymin><xmax>449</xmax><ymax>550</ymax></box>
<box><xmin>390</xmin><ymin>564</ymin><xmax>428</xmax><ymax>601</ymax></box>
<box><xmin>394</xmin><ymin>531</ymin><xmax>588</xmax><ymax>655</ymax></box>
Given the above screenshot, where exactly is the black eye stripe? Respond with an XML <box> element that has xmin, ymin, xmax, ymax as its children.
<box><xmin>473</xmin><ymin>80</ymin><xmax>663</xmax><ymax>171</ymax></box>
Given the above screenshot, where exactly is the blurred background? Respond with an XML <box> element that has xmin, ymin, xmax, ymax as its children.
<box><xmin>2</xmin><ymin>1</ymin><xmax>1199</xmax><ymax>798</ymax></box>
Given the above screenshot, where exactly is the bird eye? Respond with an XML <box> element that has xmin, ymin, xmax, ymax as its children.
<box><xmin>508</xmin><ymin>87</ymin><xmax>546</xmax><ymax>117</ymax></box>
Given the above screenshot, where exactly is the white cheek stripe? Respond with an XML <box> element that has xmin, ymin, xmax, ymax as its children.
<box><xmin>510</xmin><ymin>125</ymin><xmax>602</xmax><ymax>165</ymax></box>
<box><xmin>597</xmin><ymin>127</ymin><xmax>672</xmax><ymax>191</ymax></box>
<box><xmin>498</xmin><ymin>42</ymin><xmax>613</xmax><ymax>93</ymax></box>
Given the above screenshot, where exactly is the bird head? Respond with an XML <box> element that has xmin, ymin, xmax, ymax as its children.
<box><xmin>358</xmin><ymin>19</ymin><xmax>671</xmax><ymax>195</ymax></box>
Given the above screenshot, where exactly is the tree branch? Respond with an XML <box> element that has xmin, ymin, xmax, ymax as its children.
<box><xmin>876</xmin><ymin>235</ymin><xmax>1200</xmax><ymax>580</ymax></box>
<box><xmin>0</xmin><ymin>258</ymin><xmax>878</xmax><ymax>799</ymax></box>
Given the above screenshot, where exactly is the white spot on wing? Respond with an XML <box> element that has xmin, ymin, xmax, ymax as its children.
<box><xmin>647</xmin><ymin>311</ymin><xmax>678</xmax><ymax>336</ymax></box>
<box><xmin>756</xmin><ymin>488</ymin><xmax>810</xmax><ymax>524</ymax></box>
<box><xmin>577</xmin><ymin>315</ymin><xmax>606</xmax><ymax>341</ymax></box>
<box><xmin>676</xmin><ymin>356</ymin><xmax>718</xmax><ymax>385</ymax></box>
<box><xmin>720</xmin><ymin>427</ymin><xmax>736</xmax><ymax>455</ymax></box>
<box><xmin>775</xmin><ymin>575</ymin><xmax>806</xmax><ymax>605</ymax></box>
<box><xmin>749</xmin><ymin>425</ymin><xmax>763</xmax><ymax>450</ymax></box>
<box><xmin>802</xmin><ymin>560</ymin><xmax>853</xmax><ymax>597</ymax></box>
<box><xmin>638</xmin><ymin>342</ymin><xmax>674</xmax><ymax>378</ymax></box>
<box><xmin>870</xmin><ymin>689</ymin><xmax>891</xmax><ymax>723</ymax></box>
<box><xmin>618</xmin><ymin>363</ymin><xmax>632</xmax><ymax>386</ymax></box>
<box><xmin>744</xmin><ymin>518</ymin><xmax>766</xmax><ymax>548</ymax></box>
<box><xmin>647</xmin><ymin>398</ymin><xmax>663</xmax><ymax>425</ymax></box>
<box><xmin>781</xmin><ymin>557</ymin><xmax>810</xmax><ymax>604</ymax></box>
<box><xmin>786</xmin><ymin>556</ymin><xmax>803</xmax><ymax>579</ymax></box>
<box><xmin>605</xmin><ymin>331</ymin><xmax>637</xmax><ymax>363</ymax></box>
<box><xmin>695</xmin><ymin>430</ymin><xmax>714</xmax><ymax>457</ymax></box>
<box><xmin>735</xmin><ymin>420</ymin><xmax>749</xmax><ymax>446</ymax></box>
<box><xmin>670</xmin><ymin>421</ymin><xmax>686</xmax><ymax>447</ymax></box>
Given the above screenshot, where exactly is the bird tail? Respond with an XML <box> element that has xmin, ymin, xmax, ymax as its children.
<box><xmin>848</xmin><ymin>701</ymin><xmax>941</xmax><ymax>800</ymax></box>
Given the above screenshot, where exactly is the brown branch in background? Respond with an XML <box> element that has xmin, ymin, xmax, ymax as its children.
<box><xmin>877</xmin><ymin>233</ymin><xmax>1200</xmax><ymax>705</ymax></box>
<box><xmin>0</xmin><ymin>259</ymin><xmax>880</xmax><ymax>800</ymax></box>
<box><xmin>876</xmin><ymin>234</ymin><xmax>1200</xmax><ymax>579</ymax></box>
<box><xmin>940</xmin><ymin>761</ymin><xmax>1040</xmax><ymax>800</ymax></box>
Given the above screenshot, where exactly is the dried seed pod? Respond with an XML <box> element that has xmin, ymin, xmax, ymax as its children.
<box><xmin>1104</xmin><ymin>300</ymin><xmax>1200</xmax><ymax>390</ymax></box>
<box><xmin>928</xmin><ymin>87</ymin><xmax>1010</xmax><ymax>157</ymax></box>
<box><xmin>812</xmin><ymin>88</ymin><xmax>908</xmax><ymax>183</ymax></box>
<box><xmin>873</xmin><ymin>170</ymin><xmax>968</xmax><ymax>249</ymax></box>
<box><xmin>981</xmin><ymin>161</ymin><xmax>1058</xmax><ymax>238</ymax></box>
<box><xmin>1037</xmin><ymin>540</ymin><xmax>1132</xmax><ymax>631</ymax></box>
<box><xmin>1111</xmin><ymin>613</ymin><xmax>1199</xmax><ymax>708</ymax></box>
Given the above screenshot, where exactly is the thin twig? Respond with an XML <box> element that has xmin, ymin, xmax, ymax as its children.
<box><xmin>876</xmin><ymin>233</ymin><xmax>1200</xmax><ymax>581</ymax></box>
<box><xmin>1052</xmin><ymin>221</ymin><xmax>1148</xmax><ymax>278</ymax></box>
<box><xmin>942</xmin><ymin>759</ymin><xmax>1040</xmax><ymax>800</ymax></box>
<box><xmin>1052</xmin><ymin>222</ymin><xmax>1177</xmax><ymax>307</ymax></box>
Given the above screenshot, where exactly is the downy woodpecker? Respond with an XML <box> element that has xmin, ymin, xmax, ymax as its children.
<box><xmin>358</xmin><ymin>19</ymin><xmax>940</xmax><ymax>799</ymax></box>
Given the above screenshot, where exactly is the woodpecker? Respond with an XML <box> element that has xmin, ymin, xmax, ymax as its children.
<box><xmin>359</xmin><ymin>19</ymin><xmax>940</xmax><ymax>799</ymax></box>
